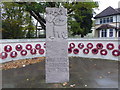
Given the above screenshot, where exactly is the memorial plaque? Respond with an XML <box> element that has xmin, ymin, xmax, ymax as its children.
<box><xmin>46</xmin><ymin>8</ymin><xmax>69</xmax><ymax>83</ymax></box>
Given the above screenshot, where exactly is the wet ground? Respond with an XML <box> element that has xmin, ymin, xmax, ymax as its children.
<box><xmin>2</xmin><ymin>57</ymin><xmax>119</xmax><ymax>88</ymax></box>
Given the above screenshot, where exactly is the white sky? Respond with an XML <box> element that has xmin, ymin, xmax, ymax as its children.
<box><xmin>93</xmin><ymin>0</ymin><xmax>120</xmax><ymax>15</ymax></box>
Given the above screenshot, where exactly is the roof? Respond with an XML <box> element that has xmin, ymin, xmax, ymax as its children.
<box><xmin>94</xmin><ymin>6</ymin><xmax>120</xmax><ymax>19</ymax></box>
<box><xmin>115</xmin><ymin>8</ymin><xmax>120</xmax><ymax>12</ymax></box>
<box><xmin>96</xmin><ymin>24</ymin><xmax>116</xmax><ymax>30</ymax></box>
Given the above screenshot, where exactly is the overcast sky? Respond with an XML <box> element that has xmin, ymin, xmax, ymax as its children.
<box><xmin>94</xmin><ymin>0</ymin><xmax>120</xmax><ymax>15</ymax></box>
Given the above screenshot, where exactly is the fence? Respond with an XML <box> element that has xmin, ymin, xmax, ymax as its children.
<box><xmin>0</xmin><ymin>38</ymin><xmax>119</xmax><ymax>63</ymax></box>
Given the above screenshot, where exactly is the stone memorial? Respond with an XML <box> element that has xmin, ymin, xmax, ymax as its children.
<box><xmin>46</xmin><ymin>8</ymin><xmax>69</xmax><ymax>83</ymax></box>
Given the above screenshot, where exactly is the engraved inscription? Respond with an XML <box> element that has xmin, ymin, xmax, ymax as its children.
<box><xmin>47</xmin><ymin>68</ymin><xmax>68</xmax><ymax>72</ymax></box>
<box><xmin>46</xmin><ymin>57</ymin><xmax>68</xmax><ymax>62</ymax></box>
<box><xmin>47</xmin><ymin>62</ymin><xmax>68</xmax><ymax>67</ymax></box>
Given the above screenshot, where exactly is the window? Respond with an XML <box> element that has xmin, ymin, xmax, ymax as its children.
<box><xmin>110</xmin><ymin>17</ymin><xmax>113</xmax><ymax>22</ymax></box>
<box><xmin>109</xmin><ymin>29</ymin><xmax>113</xmax><ymax>37</ymax></box>
<box><xmin>118</xmin><ymin>31</ymin><xmax>120</xmax><ymax>37</ymax></box>
<box><xmin>107</xmin><ymin>17</ymin><xmax>109</xmax><ymax>23</ymax></box>
<box><xmin>99</xmin><ymin>17</ymin><xmax>113</xmax><ymax>24</ymax></box>
<box><xmin>103</xmin><ymin>18</ymin><xmax>106</xmax><ymax>23</ymax></box>
<box><xmin>101</xmin><ymin>29</ymin><xmax>107</xmax><ymax>37</ymax></box>
<box><xmin>100</xmin><ymin>19</ymin><xmax>102</xmax><ymax>24</ymax></box>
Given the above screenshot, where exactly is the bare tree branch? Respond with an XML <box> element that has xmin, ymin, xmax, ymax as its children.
<box><xmin>29</xmin><ymin>10</ymin><xmax>45</xmax><ymax>30</ymax></box>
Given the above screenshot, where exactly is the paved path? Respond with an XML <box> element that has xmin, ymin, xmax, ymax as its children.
<box><xmin>2</xmin><ymin>57</ymin><xmax>118</xmax><ymax>88</ymax></box>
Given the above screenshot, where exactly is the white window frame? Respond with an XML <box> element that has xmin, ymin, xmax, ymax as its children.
<box><xmin>100</xmin><ymin>29</ymin><xmax>107</xmax><ymax>37</ymax></box>
<box><xmin>117</xmin><ymin>30</ymin><xmax>120</xmax><ymax>37</ymax></box>
<box><xmin>109</xmin><ymin>29</ymin><xmax>113</xmax><ymax>37</ymax></box>
<box><xmin>100</xmin><ymin>19</ymin><xmax>102</xmax><ymax>24</ymax></box>
<box><xmin>110</xmin><ymin>17</ymin><xmax>113</xmax><ymax>22</ymax></box>
<box><xmin>103</xmin><ymin>18</ymin><xmax>106</xmax><ymax>23</ymax></box>
<box><xmin>99</xmin><ymin>16</ymin><xmax>113</xmax><ymax>24</ymax></box>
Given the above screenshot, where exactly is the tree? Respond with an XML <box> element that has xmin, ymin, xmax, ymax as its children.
<box><xmin>2</xmin><ymin>2</ymin><xmax>35</xmax><ymax>39</ymax></box>
<box><xmin>16</xmin><ymin>1</ymin><xmax>98</xmax><ymax>37</ymax></box>
<box><xmin>25</xmin><ymin>16</ymin><xmax>35</xmax><ymax>38</ymax></box>
<box><xmin>2</xmin><ymin>1</ymin><xmax>98</xmax><ymax>38</ymax></box>
<box><xmin>16</xmin><ymin>2</ymin><xmax>61</xmax><ymax>31</ymax></box>
<box><xmin>63</xmin><ymin>2</ymin><xmax>98</xmax><ymax>37</ymax></box>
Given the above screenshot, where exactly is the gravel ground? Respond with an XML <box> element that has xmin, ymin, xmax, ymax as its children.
<box><xmin>2</xmin><ymin>57</ymin><xmax>119</xmax><ymax>88</ymax></box>
<box><xmin>1</xmin><ymin>57</ymin><xmax>45</xmax><ymax>70</ymax></box>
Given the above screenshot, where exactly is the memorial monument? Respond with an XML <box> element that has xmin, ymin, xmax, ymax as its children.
<box><xmin>46</xmin><ymin>8</ymin><xmax>69</xmax><ymax>83</ymax></box>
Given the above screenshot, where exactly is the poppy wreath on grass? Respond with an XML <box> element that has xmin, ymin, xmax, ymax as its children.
<box><xmin>39</xmin><ymin>49</ymin><xmax>44</xmax><ymax>55</ymax></box>
<box><xmin>106</xmin><ymin>43</ymin><xmax>114</xmax><ymax>50</ymax></box>
<box><xmin>100</xmin><ymin>49</ymin><xmax>107</xmax><ymax>55</ymax></box>
<box><xmin>78</xmin><ymin>43</ymin><xmax>84</xmax><ymax>49</ymax></box>
<box><xmin>15</xmin><ymin>44</ymin><xmax>22</xmax><ymax>51</ymax></box>
<box><xmin>112</xmin><ymin>50</ymin><xmax>120</xmax><ymax>56</ymax></box>
<box><xmin>68</xmin><ymin>48</ymin><xmax>72</xmax><ymax>54</ymax></box>
<box><xmin>73</xmin><ymin>48</ymin><xmax>79</xmax><ymax>54</ymax></box>
<box><xmin>69</xmin><ymin>43</ymin><xmax>75</xmax><ymax>48</ymax></box>
<box><xmin>4</xmin><ymin>45</ymin><xmax>12</xmax><ymax>52</ymax></box>
<box><xmin>21</xmin><ymin>50</ymin><xmax>27</xmax><ymax>56</ymax></box>
<box><xmin>0</xmin><ymin>52</ymin><xmax>8</xmax><ymax>59</ymax></box>
<box><xmin>26</xmin><ymin>44</ymin><xmax>32</xmax><ymax>50</ymax></box>
<box><xmin>30</xmin><ymin>49</ymin><xmax>37</xmax><ymax>55</ymax></box>
<box><xmin>92</xmin><ymin>48</ymin><xmax>98</xmax><ymax>54</ymax></box>
<box><xmin>35</xmin><ymin>44</ymin><xmax>41</xmax><ymax>50</ymax></box>
<box><xmin>83</xmin><ymin>48</ymin><xmax>89</xmax><ymax>54</ymax></box>
<box><xmin>96</xmin><ymin>43</ymin><xmax>103</xmax><ymax>49</ymax></box>
<box><xmin>87</xmin><ymin>43</ymin><xmax>93</xmax><ymax>49</ymax></box>
<box><xmin>10</xmin><ymin>51</ymin><xmax>17</xmax><ymax>58</ymax></box>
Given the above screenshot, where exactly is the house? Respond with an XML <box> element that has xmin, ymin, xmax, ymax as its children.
<box><xmin>94</xmin><ymin>6</ymin><xmax>120</xmax><ymax>38</ymax></box>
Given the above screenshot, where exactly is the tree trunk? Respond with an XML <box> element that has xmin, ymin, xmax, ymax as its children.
<box><xmin>36</xmin><ymin>21</ymin><xmax>38</xmax><ymax>38</ymax></box>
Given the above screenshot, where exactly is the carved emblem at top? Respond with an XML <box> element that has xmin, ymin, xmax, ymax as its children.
<box><xmin>46</xmin><ymin>8</ymin><xmax>67</xmax><ymax>26</ymax></box>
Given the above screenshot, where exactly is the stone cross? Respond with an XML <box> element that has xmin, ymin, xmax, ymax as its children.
<box><xmin>45</xmin><ymin>8</ymin><xmax>69</xmax><ymax>83</ymax></box>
